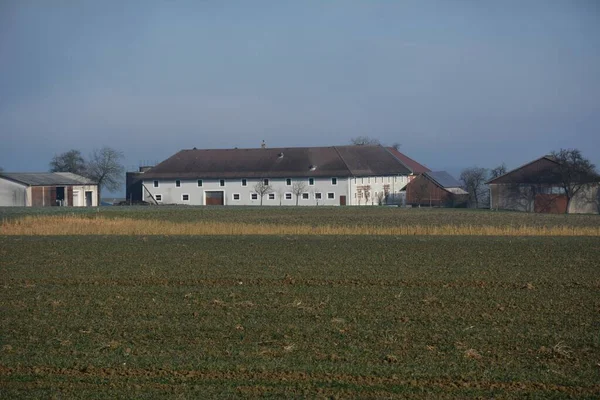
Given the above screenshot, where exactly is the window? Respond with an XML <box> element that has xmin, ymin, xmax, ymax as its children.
<box><xmin>268</xmin><ymin>193</ymin><xmax>275</xmax><ymax>200</ymax></box>
<box><xmin>241</xmin><ymin>179</ymin><xmax>247</xmax><ymax>187</ymax></box>
<box><xmin>328</xmin><ymin>192</ymin><xmax>335</xmax><ymax>199</ymax></box>
<box><xmin>182</xmin><ymin>194</ymin><xmax>189</xmax><ymax>201</ymax></box>
<box><xmin>263</xmin><ymin>178</ymin><xmax>269</xmax><ymax>185</ymax></box>
<box><xmin>302</xmin><ymin>193</ymin><xmax>309</xmax><ymax>200</ymax></box>
<box><xmin>286</xmin><ymin>178</ymin><xmax>292</xmax><ymax>186</ymax></box>
<box><xmin>331</xmin><ymin>177</ymin><xmax>337</xmax><ymax>185</ymax></box>
<box><xmin>176</xmin><ymin>180</ymin><xmax>181</xmax><ymax>187</ymax></box>
<box><xmin>285</xmin><ymin>193</ymin><xmax>292</xmax><ymax>200</ymax></box>
<box><xmin>220</xmin><ymin>179</ymin><xmax>225</xmax><ymax>187</ymax></box>
<box><xmin>309</xmin><ymin>178</ymin><xmax>314</xmax><ymax>186</ymax></box>
<box><xmin>155</xmin><ymin>194</ymin><xmax>162</xmax><ymax>201</ymax></box>
<box><xmin>197</xmin><ymin>179</ymin><xmax>203</xmax><ymax>187</ymax></box>
<box><xmin>233</xmin><ymin>193</ymin><xmax>240</xmax><ymax>201</ymax></box>
<box><xmin>251</xmin><ymin>193</ymin><xmax>258</xmax><ymax>200</ymax></box>
<box><xmin>361</xmin><ymin>177</ymin><xmax>364</xmax><ymax>184</ymax></box>
<box><xmin>153</xmin><ymin>180</ymin><xmax>159</xmax><ymax>188</ymax></box>
<box><xmin>315</xmin><ymin>192</ymin><xmax>322</xmax><ymax>200</ymax></box>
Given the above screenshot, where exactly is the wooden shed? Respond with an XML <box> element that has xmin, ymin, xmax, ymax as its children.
<box><xmin>405</xmin><ymin>171</ymin><xmax>468</xmax><ymax>207</ymax></box>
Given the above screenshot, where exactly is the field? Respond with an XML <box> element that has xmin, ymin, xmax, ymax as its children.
<box><xmin>1</xmin><ymin>207</ymin><xmax>599</xmax><ymax>398</ymax></box>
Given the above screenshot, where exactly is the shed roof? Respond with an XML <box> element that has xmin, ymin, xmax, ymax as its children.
<box><xmin>425</xmin><ymin>171</ymin><xmax>463</xmax><ymax>189</ymax></box>
<box><xmin>142</xmin><ymin>145</ymin><xmax>413</xmax><ymax>179</ymax></box>
<box><xmin>486</xmin><ymin>155</ymin><xmax>599</xmax><ymax>185</ymax></box>
<box><xmin>0</xmin><ymin>172</ymin><xmax>96</xmax><ymax>186</ymax></box>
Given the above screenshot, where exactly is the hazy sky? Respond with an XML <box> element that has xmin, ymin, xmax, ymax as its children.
<box><xmin>1</xmin><ymin>0</ymin><xmax>599</xmax><ymax>186</ymax></box>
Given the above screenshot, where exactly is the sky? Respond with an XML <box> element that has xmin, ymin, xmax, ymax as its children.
<box><xmin>1</xmin><ymin>0</ymin><xmax>599</xmax><ymax>194</ymax></box>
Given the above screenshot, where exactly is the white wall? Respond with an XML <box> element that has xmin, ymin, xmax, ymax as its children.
<box><xmin>142</xmin><ymin>177</ymin><xmax>350</xmax><ymax>206</ymax></box>
<box><xmin>349</xmin><ymin>175</ymin><xmax>410</xmax><ymax>206</ymax></box>
<box><xmin>0</xmin><ymin>178</ymin><xmax>27</xmax><ymax>206</ymax></box>
<box><xmin>72</xmin><ymin>185</ymin><xmax>98</xmax><ymax>207</ymax></box>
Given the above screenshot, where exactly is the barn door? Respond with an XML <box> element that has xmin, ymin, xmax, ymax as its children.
<box><xmin>205</xmin><ymin>191</ymin><xmax>224</xmax><ymax>205</ymax></box>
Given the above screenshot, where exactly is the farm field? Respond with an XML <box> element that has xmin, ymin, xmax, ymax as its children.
<box><xmin>1</xmin><ymin>228</ymin><xmax>600</xmax><ymax>398</ymax></box>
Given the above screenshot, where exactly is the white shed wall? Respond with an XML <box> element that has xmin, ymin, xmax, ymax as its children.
<box><xmin>0</xmin><ymin>178</ymin><xmax>28</xmax><ymax>206</ymax></box>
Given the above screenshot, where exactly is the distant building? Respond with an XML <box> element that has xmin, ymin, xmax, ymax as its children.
<box><xmin>404</xmin><ymin>171</ymin><xmax>468</xmax><ymax>207</ymax></box>
<box><xmin>132</xmin><ymin>145</ymin><xmax>430</xmax><ymax>206</ymax></box>
<box><xmin>0</xmin><ymin>172</ymin><xmax>98</xmax><ymax>207</ymax></box>
<box><xmin>488</xmin><ymin>156</ymin><xmax>599</xmax><ymax>214</ymax></box>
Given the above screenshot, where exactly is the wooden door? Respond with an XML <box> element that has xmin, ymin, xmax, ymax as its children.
<box><xmin>339</xmin><ymin>195</ymin><xmax>346</xmax><ymax>206</ymax></box>
<box><xmin>205</xmin><ymin>191</ymin><xmax>224</xmax><ymax>205</ymax></box>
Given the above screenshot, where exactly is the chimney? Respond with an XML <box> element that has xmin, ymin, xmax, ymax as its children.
<box><xmin>261</xmin><ymin>140</ymin><xmax>266</xmax><ymax>149</ymax></box>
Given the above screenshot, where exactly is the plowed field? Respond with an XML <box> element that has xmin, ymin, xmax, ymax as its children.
<box><xmin>1</xmin><ymin>235</ymin><xmax>599</xmax><ymax>398</ymax></box>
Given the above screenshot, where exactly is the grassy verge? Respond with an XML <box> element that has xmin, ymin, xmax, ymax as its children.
<box><xmin>1</xmin><ymin>205</ymin><xmax>599</xmax><ymax>229</ymax></box>
<box><xmin>2</xmin><ymin>215</ymin><xmax>600</xmax><ymax>236</ymax></box>
<box><xmin>1</xmin><ymin>235</ymin><xmax>599</xmax><ymax>398</ymax></box>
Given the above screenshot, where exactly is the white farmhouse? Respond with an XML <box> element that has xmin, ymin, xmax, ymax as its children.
<box><xmin>137</xmin><ymin>145</ymin><xmax>430</xmax><ymax>206</ymax></box>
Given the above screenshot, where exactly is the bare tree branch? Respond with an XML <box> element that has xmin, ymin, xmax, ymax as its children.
<box><xmin>86</xmin><ymin>147</ymin><xmax>125</xmax><ymax>205</ymax></box>
<box><xmin>460</xmin><ymin>167</ymin><xmax>489</xmax><ymax>208</ymax></box>
<box><xmin>253</xmin><ymin>181</ymin><xmax>274</xmax><ymax>206</ymax></box>
<box><xmin>350</xmin><ymin>136</ymin><xmax>381</xmax><ymax>146</ymax></box>
<box><xmin>292</xmin><ymin>181</ymin><xmax>307</xmax><ymax>206</ymax></box>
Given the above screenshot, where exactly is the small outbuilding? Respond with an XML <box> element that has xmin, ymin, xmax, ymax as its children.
<box><xmin>488</xmin><ymin>156</ymin><xmax>599</xmax><ymax>214</ymax></box>
<box><xmin>0</xmin><ymin>172</ymin><xmax>98</xmax><ymax>207</ymax></box>
<box><xmin>405</xmin><ymin>171</ymin><xmax>468</xmax><ymax>207</ymax></box>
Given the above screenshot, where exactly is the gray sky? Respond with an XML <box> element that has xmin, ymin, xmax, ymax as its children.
<box><xmin>1</xmin><ymin>0</ymin><xmax>599</xmax><ymax>190</ymax></box>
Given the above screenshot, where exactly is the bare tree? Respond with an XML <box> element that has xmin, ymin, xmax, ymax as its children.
<box><xmin>86</xmin><ymin>147</ymin><xmax>125</xmax><ymax>205</ymax></box>
<box><xmin>253</xmin><ymin>181</ymin><xmax>274</xmax><ymax>206</ymax></box>
<box><xmin>390</xmin><ymin>142</ymin><xmax>402</xmax><ymax>151</ymax></box>
<box><xmin>460</xmin><ymin>167</ymin><xmax>489</xmax><ymax>208</ymax></box>
<box><xmin>49</xmin><ymin>150</ymin><xmax>87</xmax><ymax>175</ymax></box>
<box><xmin>292</xmin><ymin>181</ymin><xmax>306</xmax><ymax>206</ymax></box>
<box><xmin>550</xmin><ymin>149</ymin><xmax>598</xmax><ymax>213</ymax></box>
<box><xmin>350</xmin><ymin>136</ymin><xmax>381</xmax><ymax>146</ymax></box>
<box><xmin>490</xmin><ymin>163</ymin><xmax>507</xmax><ymax>179</ymax></box>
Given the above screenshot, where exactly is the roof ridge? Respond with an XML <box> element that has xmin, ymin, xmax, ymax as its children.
<box><xmin>383</xmin><ymin>147</ymin><xmax>413</xmax><ymax>173</ymax></box>
<box><xmin>332</xmin><ymin>146</ymin><xmax>353</xmax><ymax>176</ymax></box>
<box><xmin>486</xmin><ymin>155</ymin><xmax>558</xmax><ymax>184</ymax></box>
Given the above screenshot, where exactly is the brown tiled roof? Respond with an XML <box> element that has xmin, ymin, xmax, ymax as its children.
<box><xmin>487</xmin><ymin>155</ymin><xmax>599</xmax><ymax>185</ymax></box>
<box><xmin>142</xmin><ymin>145</ymin><xmax>413</xmax><ymax>179</ymax></box>
<box><xmin>386</xmin><ymin>147</ymin><xmax>431</xmax><ymax>174</ymax></box>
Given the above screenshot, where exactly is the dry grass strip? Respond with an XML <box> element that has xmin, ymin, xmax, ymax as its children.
<box><xmin>1</xmin><ymin>215</ymin><xmax>599</xmax><ymax>236</ymax></box>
